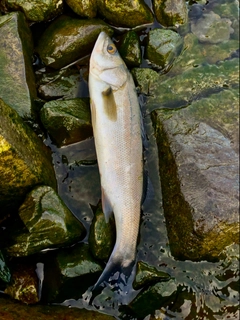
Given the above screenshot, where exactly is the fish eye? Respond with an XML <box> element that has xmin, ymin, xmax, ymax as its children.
<box><xmin>107</xmin><ymin>44</ymin><xmax>117</xmax><ymax>55</ymax></box>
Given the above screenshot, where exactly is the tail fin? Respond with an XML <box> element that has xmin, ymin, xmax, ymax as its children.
<box><xmin>92</xmin><ymin>257</ymin><xmax>135</xmax><ymax>294</ymax></box>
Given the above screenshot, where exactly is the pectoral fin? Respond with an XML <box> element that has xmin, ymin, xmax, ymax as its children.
<box><xmin>101</xmin><ymin>187</ymin><xmax>113</xmax><ymax>223</ymax></box>
<box><xmin>102</xmin><ymin>86</ymin><xmax>117</xmax><ymax>122</ymax></box>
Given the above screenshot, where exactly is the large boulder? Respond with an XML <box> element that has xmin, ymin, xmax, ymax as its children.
<box><xmin>0</xmin><ymin>12</ymin><xmax>37</xmax><ymax>118</ymax></box>
<box><xmin>0</xmin><ymin>99</ymin><xmax>56</xmax><ymax>216</ymax></box>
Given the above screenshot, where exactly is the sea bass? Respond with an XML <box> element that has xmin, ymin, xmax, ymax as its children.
<box><xmin>89</xmin><ymin>31</ymin><xmax>143</xmax><ymax>289</ymax></box>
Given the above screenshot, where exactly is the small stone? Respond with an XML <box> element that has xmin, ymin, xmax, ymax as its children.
<box><xmin>40</xmin><ymin>98</ymin><xmax>93</xmax><ymax>147</ymax></box>
<box><xmin>5</xmin><ymin>262</ymin><xmax>39</xmax><ymax>304</ymax></box>
<box><xmin>89</xmin><ymin>202</ymin><xmax>115</xmax><ymax>261</ymax></box>
<box><xmin>6</xmin><ymin>186</ymin><xmax>86</xmax><ymax>257</ymax></box>
<box><xmin>146</xmin><ymin>29</ymin><xmax>183</xmax><ymax>68</ymax></box>
<box><xmin>118</xmin><ymin>31</ymin><xmax>142</xmax><ymax>67</ymax></box>
<box><xmin>133</xmin><ymin>261</ymin><xmax>171</xmax><ymax>290</ymax></box>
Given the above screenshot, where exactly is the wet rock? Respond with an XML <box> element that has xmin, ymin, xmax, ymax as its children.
<box><xmin>36</xmin><ymin>67</ymin><xmax>83</xmax><ymax>101</ymax></box>
<box><xmin>148</xmin><ymin>58</ymin><xmax>239</xmax><ymax>110</ymax></box>
<box><xmin>133</xmin><ymin>261</ymin><xmax>170</xmax><ymax>290</ymax></box>
<box><xmin>37</xmin><ymin>15</ymin><xmax>113</xmax><ymax>69</ymax></box>
<box><xmin>188</xmin><ymin>3</ymin><xmax>205</xmax><ymax>21</ymax></box>
<box><xmin>65</xmin><ymin>0</ymin><xmax>97</xmax><ymax>18</ymax></box>
<box><xmin>42</xmin><ymin>243</ymin><xmax>102</xmax><ymax>302</ymax></box>
<box><xmin>97</xmin><ymin>0</ymin><xmax>153</xmax><ymax>28</ymax></box>
<box><xmin>166</xmin><ymin>33</ymin><xmax>239</xmax><ymax>76</ymax></box>
<box><xmin>5</xmin><ymin>0</ymin><xmax>63</xmax><ymax>22</ymax></box>
<box><xmin>191</xmin><ymin>11</ymin><xmax>234</xmax><ymax>44</ymax></box>
<box><xmin>0</xmin><ymin>295</ymin><xmax>115</xmax><ymax>319</ymax></box>
<box><xmin>40</xmin><ymin>98</ymin><xmax>92</xmax><ymax>147</ymax></box>
<box><xmin>0</xmin><ymin>99</ymin><xmax>56</xmax><ymax>217</ymax></box>
<box><xmin>6</xmin><ymin>186</ymin><xmax>85</xmax><ymax>257</ymax></box>
<box><xmin>5</xmin><ymin>262</ymin><xmax>39</xmax><ymax>304</ymax></box>
<box><xmin>151</xmin><ymin>87</ymin><xmax>239</xmax><ymax>261</ymax></box>
<box><xmin>212</xmin><ymin>0</ymin><xmax>239</xmax><ymax>21</ymax></box>
<box><xmin>89</xmin><ymin>202</ymin><xmax>115</xmax><ymax>261</ymax></box>
<box><xmin>0</xmin><ymin>251</ymin><xmax>11</xmax><ymax>283</ymax></box>
<box><xmin>153</xmin><ymin>0</ymin><xmax>188</xmax><ymax>27</ymax></box>
<box><xmin>129</xmin><ymin>279</ymin><xmax>177</xmax><ymax>318</ymax></box>
<box><xmin>0</xmin><ymin>12</ymin><xmax>37</xmax><ymax>118</ymax></box>
<box><xmin>146</xmin><ymin>29</ymin><xmax>183</xmax><ymax>69</ymax></box>
<box><xmin>118</xmin><ymin>31</ymin><xmax>142</xmax><ymax>67</ymax></box>
<box><xmin>131</xmin><ymin>68</ymin><xmax>159</xmax><ymax>95</ymax></box>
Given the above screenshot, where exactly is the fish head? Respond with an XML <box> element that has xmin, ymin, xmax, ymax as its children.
<box><xmin>90</xmin><ymin>31</ymin><xmax>128</xmax><ymax>89</ymax></box>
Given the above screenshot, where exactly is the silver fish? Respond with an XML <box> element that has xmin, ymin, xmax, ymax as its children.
<box><xmin>89</xmin><ymin>31</ymin><xmax>143</xmax><ymax>289</ymax></box>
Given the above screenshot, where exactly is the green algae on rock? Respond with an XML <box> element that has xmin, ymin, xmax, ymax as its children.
<box><xmin>5</xmin><ymin>262</ymin><xmax>39</xmax><ymax>304</ymax></box>
<box><xmin>4</xmin><ymin>0</ymin><xmax>63</xmax><ymax>22</ymax></box>
<box><xmin>0</xmin><ymin>99</ymin><xmax>56</xmax><ymax>217</ymax></box>
<box><xmin>131</xmin><ymin>68</ymin><xmax>159</xmax><ymax>95</ymax></box>
<box><xmin>151</xmin><ymin>87</ymin><xmax>239</xmax><ymax>261</ymax></box>
<box><xmin>118</xmin><ymin>31</ymin><xmax>142</xmax><ymax>67</ymax></box>
<box><xmin>89</xmin><ymin>202</ymin><xmax>115</xmax><ymax>261</ymax></box>
<box><xmin>146</xmin><ymin>29</ymin><xmax>183</xmax><ymax>69</ymax></box>
<box><xmin>36</xmin><ymin>67</ymin><xmax>82</xmax><ymax>101</ymax></box>
<box><xmin>133</xmin><ymin>261</ymin><xmax>171</xmax><ymax>290</ymax></box>
<box><xmin>42</xmin><ymin>243</ymin><xmax>102</xmax><ymax>302</ymax></box>
<box><xmin>65</xmin><ymin>0</ymin><xmax>97</xmax><ymax>18</ymax></box>
<box><xmin>37</xmin><ymin>15</ymin><xmax>113</xmax><ymax>69</ymax></box>
<box><xmin>40</xmin><ymin>98</ymin><xmax>92</xmax><ymax>147</ymax></box>
<box><xmin>0</xmin><ymin>250</ymin><xmax>11</xmax><ymax>283</ymax></box>
<box><xmin>153</xmin><ymin>0</ymin><xmax>188</xmax><ymax>27</ymax></box>
<box><xmin>0</xmin><ymin>12</ymin><xmax>37</xmax><ymax>118</ymax></box>
<box><xmin>97</xmin><ymin>0</ymin><xmax>153</xmax><ymax>28</ymax></box>
<box><xmin>6</xmin><ymin>186</ymin><xmax>86</xmax><ymax>257</ymax></box>
<box><xmin>129</xmin><ymin>279</ymin><xmax>177</xmax><ymax>318</ymax></box>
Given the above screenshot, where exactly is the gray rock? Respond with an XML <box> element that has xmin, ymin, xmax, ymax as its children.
<box><xmin>40</xmin><ymin>98</ymin><xmax>92</xmax><ymax>147</ymax></box>
<box><xmin>6</xmin><ymin>186</ymin><xmax>86</xmax><ymax>257</ymax></box>
<box><xmin>151</xmin><ymin>87</ymin><xmax>239</xmax><ymax>261</ymax></box>
<box><xmin>4</xmin><ymin>0</ymin><xmax>63</xmax><ymax>22</ymax></box>
<box><xmin>0</xmin><ymin>99</ymin><xmax>56</xmax><ymax>217</ymax></box>
<box><xmin>191</xmin><ymin>11</ymin><xmax>234</xmax><ymax>44</ymax></box>
<box><xmin>0</xmin><ymin>12</ymin><xmax>37</xmax><ymax>118</ymax></box>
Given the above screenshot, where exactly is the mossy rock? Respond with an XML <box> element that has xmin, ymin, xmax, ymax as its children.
<box><xmin>6</xmin><ymin>186</ymin><xmax>86</xmax><ymax>257</ymax></box>
<box><xmin>97</xmin><ymin>0</ymin><xmax>153</xmax><ymax>28</ymax></box>
<box><xmin>37</xmin><ymin>15</ymin><xmax>113</xmax><ymax>69</ymax></box>
<box><xmin>0</xmin><ymin>99</ymin><xmax>56</xmax><ymax>216</ymax></box>
<box><xmin>0</xmin><ymin>12</ymin><xmax>37</xmax><ymax>118</ymax></box>
<box><xmin>118</xmin><ymin>31</ymin><xmax>142</xmax><ymax>67</ymax></box>
<box><xmin>65</xmin><ymin>0</ymin><xmax>97</xmax><ymax>18</ymax></box>
<box><xmin>40</xmin><ymin>98</ymin><xmax>93</xmax><ymax>147</ymax></box>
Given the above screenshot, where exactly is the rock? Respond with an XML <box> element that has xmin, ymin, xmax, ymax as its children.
<box><xmin>0</xmin><ymin>251</ymin><xmax>11</xmax><ymax>283</ymax></box>
<box><xmin>6</xmin><ymin>186</ymin><xmax>86</xmax><ymax>257</ymax></box>
<box><xmin>118</xmin><ymin>31</ymin><xmax>142</xmax><ymax>67</ymax></box>
<box><xmin>40</xmin><ymin>98</ymin><xmax>93</xmax><ymax>147</ymax></box>
<box><xmin>0</xmin><ymin>12</ymin><xmax>37</xmax><ymax>118</ymax></box>
<box><xmin>4</xmin><ymin>0</ymin><xmax>63</xmax><ymax>22</ymax></box>
<box><xmin>37</xmin><ymin>15</ymin><xmax>113</xmax><ymax>69</ymax></box>
<box><xmin>88</xmin><ymin>202</ymin><xmax>115</xmax><ymax>261</ymax></box>
<box><xmin>5</xmin><ymin>262</ymin><xmax>39</xmax><ymax>304</ymax></box>
<box><xmin>191</xmin><ymin>11</ymin><xmax>234</xmax><ymax>44</ymax></box>
<box><xmin>151</xmin><ymin>87</ymin><xmax>239</xmax><ymax>261</ymax></box>
<box><xmin>42</xmin><ymin>243</ymin><xmax>102</xmax><ymax>302</ymax></box>
<box><xmin>65</xmin><ymin>0</ymin><xmax>97</xmax><ymax>18</ymax></box>
<box><xmin>129</xmin><ymin>279</ymin><xmax>177</xmax><ymax>318</ymax></box>
<box><xmin>36</xmin><ymin>67</ymin><xmax>84</xmax><ymax>101</ymax></box>
<box><xmin>0</xmin><ymin>99</ymin><xmax>56</xmax><ymax>217</ymax></box>
<box><xmin>148</xmin><ymin>58</ymin><xmax>239</xmax><ymax>110</ymax></box>
<box><xmin>212</xmin><ymin>0</ymin><xmax>239</xmax><ymax>21</ymax></box>
<box><xmin>133</xmin><ymin>261</ymin><xmax>170</xmax><ymax>290</ymax></box>
<box><xmin>0</xmin><ymin>295</ymin><xmax>115</xmax><ymax>320</ymax></box>
<box><xmin>131</xmin><ymin>68</ymin><xmax>159</xmax><ymax>95</ymax></box>
<box><xmin>153</xmin><ymin>0</ymin><xmax>188</xmax><ymax>27</ymax></box>
<box><xmin>146</xmin><ymin>29</ymin><xmax>183</xmax><ymax>69</ymax></box>
<box><xmin>166</xmin><ymin>33</ymin><xmax>239</xmax><ymax>76</ymax></box>
<box><xmin>97</xmin><ymin>0</ymin><xmax>153</xmax><ymax>28</ymax></box>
